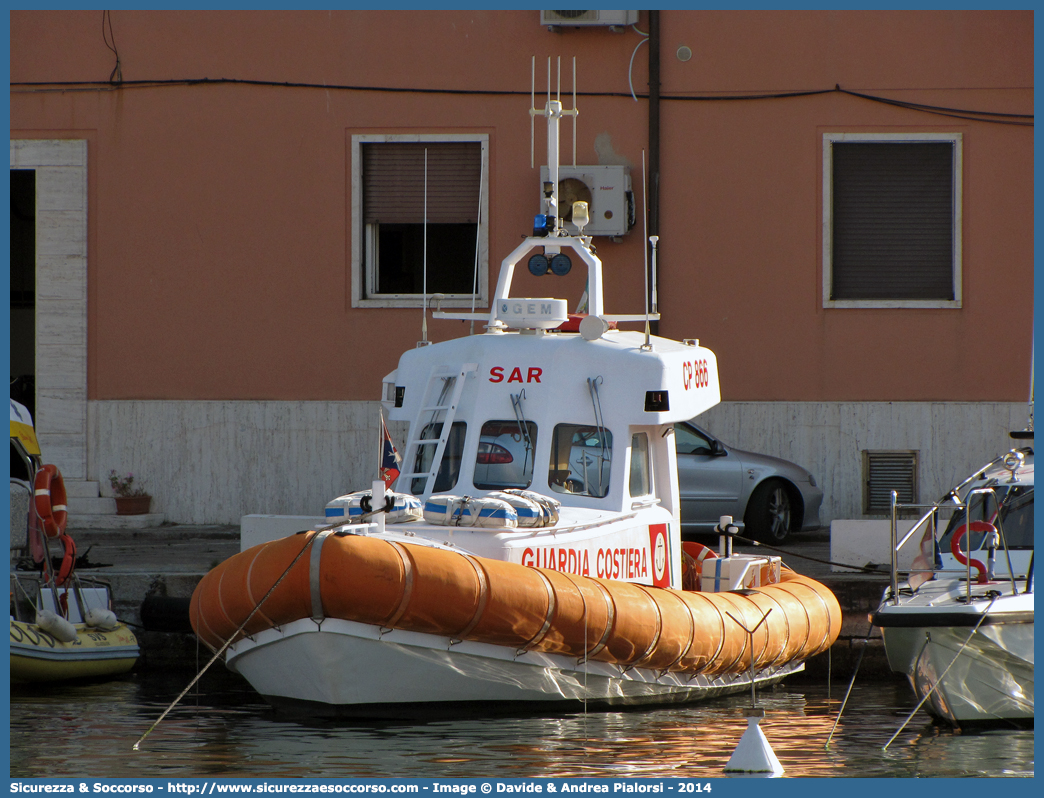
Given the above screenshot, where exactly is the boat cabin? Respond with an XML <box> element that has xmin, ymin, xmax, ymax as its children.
<box><xmin>374</xmin><ymin>234</ymin><xmax>721</xmax><ymax>589</ymax></box>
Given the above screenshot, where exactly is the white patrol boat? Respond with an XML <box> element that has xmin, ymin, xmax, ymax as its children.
<box><xmin>190</xmin><ymin>65</ymin><xmax>840</xmax><ymax>717</ymax></box>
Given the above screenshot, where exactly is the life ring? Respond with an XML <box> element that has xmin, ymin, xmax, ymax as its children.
<box><xmin>950</xmin><ymin>520</ymin><xmax>993</xmax><ymax>585</ymax></box>
<box><xmin>55</xmin><ymin>533</ymin><xmax>77</xmax><ymax>587</ymax></box>
<box><xmin>683</xmin><ymin>540</ymin><xmax>719</xmax><ymax>566</ymax></box>
<box><xmin>33</xmin><ymin>464</ymin><xmax>68</xmax><ymax>539</ymax></box>
<box><xmin>681</xmin><ymin>541</ymin><xmax>719</xmax><ymax>591</ymax></box>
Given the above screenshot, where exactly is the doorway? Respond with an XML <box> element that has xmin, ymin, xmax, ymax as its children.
<box><xmin>10</xmin><ymin>168</ymin><xmax>36</xmax><ymax>421</ymax></box>
<box><xmin>10</xmin><ymin>139</ymin><xmax>88</xmax><ymax>480</ymax></box>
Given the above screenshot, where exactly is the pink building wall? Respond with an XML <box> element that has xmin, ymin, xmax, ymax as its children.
<box><xmin>11</xmin><ymin>9</ymin><xmax>1033</xmax><ymax>405</ymax></box>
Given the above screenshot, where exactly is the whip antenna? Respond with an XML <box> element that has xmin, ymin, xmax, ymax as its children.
<box><xmin>419</xmin><ymin>148</ymin><xmax>430</xmax><ymax>346</ymax></box>
<box><xmin>642</xmin><ymin>150</ymin><xmax>651</xmax><ymax>349</ymax></box>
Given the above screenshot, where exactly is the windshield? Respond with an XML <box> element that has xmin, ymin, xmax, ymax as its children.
<box><xmin>549</xmin><ymin>424</ymin><xmax>613</xmax><ymax>498</ymax></box>
<box><xmin>938</xmin><ymin>485</ymin><xmax>1034</xmax><ymax>552</ymax></box>
<box><xmin>410</xmin><ymin>421</ymin><xmax>466</xmax><ymax>495</ymax></box>
<box><xmin>473</xmin><ymin>420</ymin><xmax>537</xmax><ymax>490</ymax></box>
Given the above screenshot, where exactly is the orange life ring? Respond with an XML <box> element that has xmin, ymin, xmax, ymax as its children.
<box><xmin>682</xmin><ymin>540</ymin><xmax>718</xmax><ymax>566</ymax></box>
<box><xmin>55</xmin><ymin>533</ymin><xmax>77</xmax><ymax>587</ymax></box>
<box><xmin>950</xmin><ymin>520</ymin><xmax>993</xmax><ymax>584</ymax></box>
<box><xmin>33</xmin><ymin>464</ymin><xmax>68</xmax><ymax>540</ymax></box>
<box><xmin>681</xmin><ymin>541</ymin><xmax>718</xmax><ymax>591</ymax></box>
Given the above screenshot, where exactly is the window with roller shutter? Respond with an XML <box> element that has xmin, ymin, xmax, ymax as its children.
<box><xmin>351</xmin><ymin>134</ymin><xmax>489</xmax><ymax>308</ymax></box>
<box><xmin>823</xmin><ymin>133</ymin><xmax>962</xmax><ymax>309</ymax></box>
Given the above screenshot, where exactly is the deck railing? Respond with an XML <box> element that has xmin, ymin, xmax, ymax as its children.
<box><xmin>888</xmin><ymin>487</ymin><xmax>1021</xmax><ymax>604</ymax></box>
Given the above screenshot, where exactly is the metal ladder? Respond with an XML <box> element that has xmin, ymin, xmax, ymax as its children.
<box><xmin>397</xmin><ymin>363</ymin><xmax>477</xmax><ymax>498</ymax></box>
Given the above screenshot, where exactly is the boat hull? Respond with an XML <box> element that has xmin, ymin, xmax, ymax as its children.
<box><xmin>880</xmin><ymin>620</ymin><xmax>1033</xmax><ymax>726</ymax></box>
<box><xmin>9</xmin><ymin>618</ymin><xmax>139</xmax><ymax>684</ymax></box>
<box><xmin>227</xmin><ymin>616</ymin><xmax>804</xmax><ymax>718</ymax></box>
<box><xmin>874</xmin><ymin>588</ymin><xmax>1033</xmax><ymax>727</ymax></box>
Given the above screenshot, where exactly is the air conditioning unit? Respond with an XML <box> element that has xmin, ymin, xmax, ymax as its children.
<box><xmin>541</xmin><ymin>10</ymin><xmax>639</xmax><ymax>28</ymax></box>
<box><xmin>540</xmin><ymin>165</ymin><xmax>633</xmax><ymax>237</ymax></box>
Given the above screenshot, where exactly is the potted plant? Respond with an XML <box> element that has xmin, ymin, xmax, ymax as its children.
<box><xmin>108</xmin><ymin>470</ymin><xmax>152</xmax><ymax>515</ymax></box>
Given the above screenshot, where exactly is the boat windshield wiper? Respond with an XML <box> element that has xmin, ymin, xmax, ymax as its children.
<box><xmin>586</xmin><ymin>376</ymin><xmax>610</xmax><ymax>494</ymax></box>
<box><xmin>510</xmin><ymin>389</ymin><xmax>533</xmax><ymax>477</ymax></box>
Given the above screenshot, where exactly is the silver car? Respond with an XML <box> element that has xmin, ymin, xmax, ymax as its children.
<box><xmin>675</xmin><ymin>422</ymin><xmax>823</xmax><ymax>543</ymax></box>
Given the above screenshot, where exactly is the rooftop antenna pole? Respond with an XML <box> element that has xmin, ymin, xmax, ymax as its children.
<box><xmin>548</xmin><ymin>57</ymin><xmax>559</xmax><ymax>234</ymax></box>
<box><xmin>572</xmin><ymin>57</ymin><xmax>577</xmax><ymax>168</ymax></box>
<box><xmin>642</xmin><ymin>150</ymin><xmax>651</xmax><ymax>349</ymax></box>
<box><xmin>1028</xmin><ymin>326</ymin><xmax>1034</xmax><ymax>430</ymax></box>
<box><xmin>650</xmin><ymin>235</ymin><xmax>659</xmax><ymax>315</ymax></box>
<box><xmin>530</xmin><ymin>56</ymin><xmax>535</xmax><ymax>169</ymax></box>
<box><xmin>469</xmin><ymin>150</ymin><xmax>485</xmax><ymax>335</ymax></box>
<box><xmin>420</xmin><ymin>148</ymin><xmax>429</xmax><ymax>346</ymax></box>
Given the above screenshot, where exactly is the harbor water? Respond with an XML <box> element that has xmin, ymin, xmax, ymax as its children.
<box><xmin>9</xmin><ymin>671</ymin><xmax>1033</xmax><ymax>779</ymax></box>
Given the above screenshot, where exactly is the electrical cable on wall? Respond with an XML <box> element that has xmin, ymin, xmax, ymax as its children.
<box><xmin>11</xmin><ymin>77</ymin><xmax>1032</xmax><ymax>126</ymax></box>
<box><xmin>102</xmin><ymin>10</ymin><xmax>122</xmax><ymax>85</ymax></box>
<box><xmin>628</xmin><ymin>28</ymin><xmax>649</xmax><ymax>102</ymax></box>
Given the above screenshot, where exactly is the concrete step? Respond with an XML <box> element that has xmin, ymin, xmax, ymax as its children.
<box><xmin>68</xmin><ymin>496</ymin><xmax>117</xmax><ymax>515</ymax></box>
<box><xmin>66</xmin><ymin>512</ymin><xmax>166</xmax><ymax>529</ymax></box>
<box><xmin>64</xmin><ymin>479</ymin><xmax>102</xmax><ymax>499</ymax></box>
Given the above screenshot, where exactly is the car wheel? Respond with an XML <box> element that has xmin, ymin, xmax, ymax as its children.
<box><xmin>745</xmin><ymin>480</ymin><xmax>794</xmax><ymax>544</ymax></box>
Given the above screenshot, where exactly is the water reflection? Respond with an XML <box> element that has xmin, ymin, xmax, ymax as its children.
<box><xmin>9</xmin><ymin>673</ymin><xmax>1033</xmax><ymax>779</ymax></box>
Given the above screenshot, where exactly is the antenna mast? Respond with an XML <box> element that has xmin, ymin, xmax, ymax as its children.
<box><xmin>530</xmin><ymin>56</ymin><xmax>578</xmax><ymax>236</ymax></box>
<box><xmin>419</xmin><ymin>148</ymin><xmax>430</xmax><ymax>347</ymax></box>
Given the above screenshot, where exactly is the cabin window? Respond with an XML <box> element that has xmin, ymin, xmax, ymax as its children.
<box><xmin>628</xmin><ymin>433</ymin><xmax>651</xmax><ymax>497</ymax></box>
<box><xmin>548</xmin><ymin>424</ymin><xmax>613</xmax><ymax>499</ymax></box>
<box><xmin>473</xmin><ymin>420</ymin><xmax>538</xmax><ymax>490</ymax></box>
<box><xmin>410</xmin><ymin>421</ymin><xmax>467</xmax><ymax>495</ymax></box>
<box><xmin>823</xmin><ymin>134</ymin><xmax>961</xmax><ymax>309</ymax></box>
<box><xmin>351</xmin><ymin>135</ymin><xmax>489</xmax><ymax>309</ymax></box>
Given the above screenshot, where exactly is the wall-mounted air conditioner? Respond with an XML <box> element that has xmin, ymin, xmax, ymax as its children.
<box><xmin>541</xmin><ymin>10</ymin><xmax>639</xmax><ymax>28</ymax></box>
<box><xmin>540</xmin><ymin>165</ymin><xmax>633</xmax><ymax>237</ymax></box>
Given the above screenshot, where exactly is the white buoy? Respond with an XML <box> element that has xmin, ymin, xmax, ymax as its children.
<box><xmin>85</xmin><ymin>607</ymin><xmax>119</xmax><ymax>630</ymax></box>
<box><xmin>724</xmin><ymin>708</ymin><xmax>785</xmax><ymax>777</ymax></box>
<box><xmin>36</xmin><ymin>609</ymin><xmax>78</xmax><ymax>643</ymax></box>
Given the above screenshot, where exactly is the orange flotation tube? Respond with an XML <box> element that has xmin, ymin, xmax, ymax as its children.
<box><xmin>190</xmin><ymin>532</ymin><xmax>841</xmax><ymax>678</ymax></box>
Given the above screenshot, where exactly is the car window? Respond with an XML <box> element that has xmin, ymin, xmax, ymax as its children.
<box><xmin>629</xmin><ymin>432</ymin><xmax>651</xmax><ymax>497</ymax></box>
<box><xmin>473</xmin><ymin>420</ymin><xmax>537</xmax><ymax>490</ymax></box>
<box><xmin>674</xmin><ymin>424</ymin><xmax>713</xmax><ymax>456</ymax></box>
<box><xmin>410</xmin><ymin>421</ymin><xmax>466</xmax><ymax>495</ymax></box>
<box><xmin>549</xmin><ymin>423</ymin><xmax>613</xmax><ymax>498</ymax></box>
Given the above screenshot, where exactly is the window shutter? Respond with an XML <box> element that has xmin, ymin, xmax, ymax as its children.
<box><xmin>832</xmin><ymin>142</ymin><xmax>954</xmax><ymax>300</ymax></box>
<box><xmin>363</xmin><ymin>142</ymin><xmax>481</xmax><ymax>225</ymax></box>
<box><xmin>863</xmin><ymin>450</ymin><xmax>919</xmax><ymax>514</ymax></box>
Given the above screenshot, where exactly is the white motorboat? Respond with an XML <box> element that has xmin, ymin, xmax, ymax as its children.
<box><xmin>872</xmin><ymin>440</ymin><xmax>1034</xmax><ymax>728</ymax></box>
<box><xmin>190</xmin><ymin>63</ymin><xmax>841</xmax><ymax>718</ymax></box>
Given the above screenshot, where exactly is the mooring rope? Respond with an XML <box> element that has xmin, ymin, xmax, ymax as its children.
<box><xmin>132</xmin><ymin>529</ymin><xmax>321</xmax><ymax>751</ymax></box>
<box><xmin>732</xmin><ymin>533</ymin><xmax>883</xmax><ymax>574</ymax></box>
<box><xmin>825</xmin><ymin>620</ymin><xmax>876</xmax><ymax>749</ymax></box>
